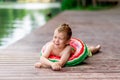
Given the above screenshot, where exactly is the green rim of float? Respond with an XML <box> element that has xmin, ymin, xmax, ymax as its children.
<box><xmin>40</xmin><ymin>38</ymin><xmax>90</xmax><ymax>66</ymax></box>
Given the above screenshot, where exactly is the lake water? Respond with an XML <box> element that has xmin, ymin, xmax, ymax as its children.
<box><xmin>0</xmin><ymin>3</ymin><xmax>61</xmax><ymax>48</ymax></box>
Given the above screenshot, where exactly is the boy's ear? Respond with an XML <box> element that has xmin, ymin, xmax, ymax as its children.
<box><xmin>66</xmin><ymin>39</ymin><xmax>70</xmax><ymax>44</ymax></box>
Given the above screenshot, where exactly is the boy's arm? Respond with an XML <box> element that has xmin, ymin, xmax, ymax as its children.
<box><xmin>40</xmin><ymin>43</ymin><xmax>54</xmax><ymax>67</ymax></box>
<box><xmin>40</xmin><ymin>56</ymin><xmax>53</xmax><ymax>67</ymax></box>
<box><xmin>58</xmin><ymin>46</ymin><xmax>72</xmax><ymax>67</ymax></box>
<box><xmin>40</xmin><ymin>44</ymin><xmax>62</xmax><ymax>70</ymax></box>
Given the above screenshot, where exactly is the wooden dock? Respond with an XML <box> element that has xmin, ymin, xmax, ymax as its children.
<box><xmin>0</xmin><ymin>7</ymin><xmax>120</xmax><ymax>80</ymax></box>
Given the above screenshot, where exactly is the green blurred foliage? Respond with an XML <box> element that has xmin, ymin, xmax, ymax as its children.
<box><xmin>61</xmin><ymin>0</ymin><xmax>77</xmax><ymax>10</ymax></box>
<box><xmin>0</xmin><ymin>0</ymin><xmax>17</xmax><ymax>2</ymax></box>
<box><xmin>61</xmin><ymin>0</ymin><xmax>118</xmax><ymax>11</ymax></box>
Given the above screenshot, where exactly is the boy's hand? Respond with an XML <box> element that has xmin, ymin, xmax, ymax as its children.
<box><xmin>51</xmin><ymin>62</ymin><xmax>62</xmax><ymax>71</ymax></box>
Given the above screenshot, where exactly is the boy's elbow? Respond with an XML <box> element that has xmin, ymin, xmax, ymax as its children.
<box><xmin>58</xmin><ymin>61</ymin><xmax>66</xmax><ymax>67</ymax></box>
<box><xmin>40</xmin><ymin>56</ymin><xmax>47</xmax><ymax>61</ymax></box>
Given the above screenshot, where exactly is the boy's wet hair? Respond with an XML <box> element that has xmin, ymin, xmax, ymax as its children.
<box><xmin>55</xmin><ymin>23</ymin><xmax>72</xmax><ymax>40</ymax></box>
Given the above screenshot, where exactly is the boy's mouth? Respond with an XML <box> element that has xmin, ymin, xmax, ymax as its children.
<box><xmin>55</xmin><ymin>44</ymin><xmax>59</xmax><ymax>46</ymax></box>
<box><xmin>54</xmin><ymin>43</ymin><xmax>60</xmax><ymax>46</ymax></box>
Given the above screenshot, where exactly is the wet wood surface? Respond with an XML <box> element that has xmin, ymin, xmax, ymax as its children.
<box><xmin>0</xmin><ymin>7</ymin><xmax>120</xmax><ymax>80</ymax></box>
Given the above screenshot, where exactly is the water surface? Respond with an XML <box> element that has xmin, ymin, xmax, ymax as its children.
<box><xmin>0</xmin><ymin>3</ymin><xmax>61</xmax><ymax>48</ymax></box>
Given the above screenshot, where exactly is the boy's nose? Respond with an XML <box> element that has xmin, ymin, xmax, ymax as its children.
<box><xmin>55</xmin><ymin>38</ymin><xmax>59</xmax><ymax>43</ymax></box>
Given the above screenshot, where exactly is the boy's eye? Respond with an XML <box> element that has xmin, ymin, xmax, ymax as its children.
<box><xmin>54</xmin><ymin>36</ymin><xmax>57</xmax><ymax>39</ymax></box>
<box><xmin>60</xmin><ymin>38</ymin><xmax>63</xmax><ymax>40</ymax></box>
<box><xmin>54</xmin><ymin>36</ymin><xmax>60</xmax><ymax>40</ymax></box>
<box><xmin>59</xmin><ymin>37</ymin><xmax>65</xmax><ymax>40</ymax></box>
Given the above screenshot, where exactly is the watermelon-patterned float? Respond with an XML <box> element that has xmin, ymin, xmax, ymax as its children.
<box><xmin>40</xmin><ymin>38</ymin><xmax>91</xmax><ymax>66</ymax></box>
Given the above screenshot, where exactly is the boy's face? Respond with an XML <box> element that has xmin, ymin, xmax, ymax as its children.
<box><xmin>53</xmin><ymin>30</ymin><xmax>69</xmax><ymax>49</ymax></box>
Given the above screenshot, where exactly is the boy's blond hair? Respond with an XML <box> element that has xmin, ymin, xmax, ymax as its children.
<box><xmin>55</xmin><ymin>23</ymin><xmax>72</xmax><ymax>40</ymax></box>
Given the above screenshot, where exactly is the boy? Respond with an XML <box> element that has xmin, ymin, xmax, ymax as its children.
<box><xmin>34</xmin><ymin>23</ymin><xmax>101</xmax><ymax>71</ymax></box>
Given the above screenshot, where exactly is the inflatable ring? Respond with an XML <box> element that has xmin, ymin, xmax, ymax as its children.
<box><xmin>40</xmin><ymin>38</ymin><xmax>91</xmax><ymax>66</ymax></box>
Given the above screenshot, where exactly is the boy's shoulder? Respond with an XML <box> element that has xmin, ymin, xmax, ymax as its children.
<box><xmin>65</xmin><ymin>45</ymin><xmax>73</xmax><ymax>50</ymax></box>
<box><xmin>45</xmin><ymin>41</ymin><xmax>53</xmax><ymax>48</ymax></box>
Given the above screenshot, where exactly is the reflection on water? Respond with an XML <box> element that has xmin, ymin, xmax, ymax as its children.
<box><xmin>0</xmin><ymin>3</ymin><xmax>60</xmax><ymax>10</ymax></box>
<box><xmin>0</xmin><ymin>3</ymin><xmax>61</xmax><ymax>48</ymax></box>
